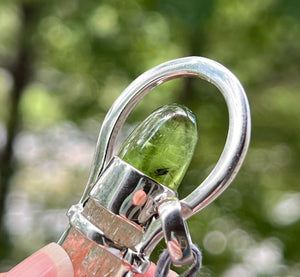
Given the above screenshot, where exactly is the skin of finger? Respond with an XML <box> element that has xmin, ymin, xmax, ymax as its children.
<box><xmin>1</xmin><ymin>262</ymin><xmax>177</xmax><ymax>277</ymax></box>
<box><xmin>134</xmin><ymin>263</ymin><xmax>178</xmax><ymax>277</ymax></box>
<box><xmin>1</xmin><ymin>246</ymin><xmax>177</xmax><ymax>277</ymax></box>
<box><xmin>5</xmin><ymin>243</ymin><xmax>73</xmax><ymax>277</ymax></box>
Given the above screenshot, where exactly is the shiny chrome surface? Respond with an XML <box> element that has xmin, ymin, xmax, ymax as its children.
<box><xmin>60</xmin><ymin>56</ymin><xmax>251</xmax><ymax>276</ymax></box>
<box><xmin>67</xmin><ymin>204</ymin><xmax>121</xmax><ymax>249</ymax></box>
<box><xmin>90</xmin><ymin>157</ymin><xmax>176</xmax><ymax>226</ymax></box>
<box><xmin>66</xmin><ymin>203</ymin><xmax>150</xmax><ymax>274</ymax></box>
<box><xmin>59</xmin><ymin>157</ymin><xmax>178</xmax><ymax>275</ymax></box>
<box><xmin>82</xmin><ymin>56</ymin><xmax>251</xmax><ymax>220</ymax></box>
<box><xmin>83</xmin><ymin>198</ymin><xmax>144</xmax><ymax>250</ymax></box>
<box><xmin>158</xmin><ymin>198</ymin><xmax>193</xmax><ymax>266</ymax></box>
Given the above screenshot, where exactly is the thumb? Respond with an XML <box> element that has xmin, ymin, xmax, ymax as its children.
<box><xmin>5</xmin><ymin>243</ymin><xmax>73</xmax><ymax>277</ymax></box>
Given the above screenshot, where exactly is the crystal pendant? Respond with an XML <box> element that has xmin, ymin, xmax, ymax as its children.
<box><xmin>118</xmin><ymin>104</ymin><xmax>198</xmax><ymax>191</ymax></box>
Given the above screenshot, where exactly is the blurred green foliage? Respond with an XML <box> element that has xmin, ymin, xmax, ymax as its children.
<box><xmin>0</xmin><ymin>0</ymin><xmax>299</xmax><ymax>276</ymax></box>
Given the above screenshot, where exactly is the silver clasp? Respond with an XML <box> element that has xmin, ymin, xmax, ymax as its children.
<box><xmin>82</xmin><ymin>56</ymin><xmax>251</xmax><ymax>217</ymax></box>
<box><xmin>59</xmin><ymin>56</ymin><xmax>251</xmax><ymax>276</ymax></box>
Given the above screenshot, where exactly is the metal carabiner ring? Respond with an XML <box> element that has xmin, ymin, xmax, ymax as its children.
<box><xmin>81</xmin><ymin>56</ymin><xmax>251</xmax><ymax>220</ymax></box>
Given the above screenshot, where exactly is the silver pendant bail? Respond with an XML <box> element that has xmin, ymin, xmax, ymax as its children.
<box><xmin>59</xmin><ymin>56</ymin><xmax>251</xmax><ymax>277</ymax></box>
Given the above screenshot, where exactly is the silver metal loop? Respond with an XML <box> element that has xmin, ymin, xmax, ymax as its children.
<box><xmin>81</xmin><ymin>56</ymin><xmax>251</xmax><ymax>220</ymax></box>
<box><xmin>158</xmin><ymin>197</ymin><xmax>193</xmax><ymax>266</ymax></box>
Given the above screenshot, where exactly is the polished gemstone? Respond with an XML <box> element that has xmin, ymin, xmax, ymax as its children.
<box><xmin>118</xmin><ymin>104</ymin><xmax>198</xmax><ymax>191</ymax></box>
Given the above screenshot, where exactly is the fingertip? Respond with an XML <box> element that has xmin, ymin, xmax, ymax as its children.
<box><xmin>6</xmin><ymin>243</ymin><xmax>73</xmax><ymax>277</ymax></box>
<box><xmin>41</xmin><ymin>243</ymin><xmax>74</xmax><ymax>277</ymax></box>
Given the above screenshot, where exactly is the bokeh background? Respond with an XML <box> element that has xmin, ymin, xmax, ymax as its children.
<box><xmin>0</xmin><ymin>0</ymin><xmax>299</xmax><ymax>276</ymax></box>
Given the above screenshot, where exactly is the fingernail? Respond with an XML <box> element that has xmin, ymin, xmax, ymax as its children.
<box><xmin>6</xmin><ymin>243</ymin><xmax>73</xmax><ymax>277</ymax></box>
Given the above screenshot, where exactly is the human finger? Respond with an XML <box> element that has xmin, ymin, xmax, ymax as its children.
<box><xmin>5</xmin><ymin>243</ymin><xmax>73</xmax><ymax>277</ymax></box>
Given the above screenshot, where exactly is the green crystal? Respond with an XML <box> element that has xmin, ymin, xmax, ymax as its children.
<box><xmin>118</xmin><ymin>104</ymin><xmax>198</xmax><ymax>191</ymax></box>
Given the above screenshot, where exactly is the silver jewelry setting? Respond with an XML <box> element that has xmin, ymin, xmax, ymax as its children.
<box><xmin>59</xmin><ymin>56</ymin><xmax>251</xmax><ymax>276</ymax></box>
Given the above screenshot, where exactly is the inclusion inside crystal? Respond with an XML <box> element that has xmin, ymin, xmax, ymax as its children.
<box><xmin>118</xmin><ymin>104</ymin><xmax>198</xmax><ymax>191</ymax></box>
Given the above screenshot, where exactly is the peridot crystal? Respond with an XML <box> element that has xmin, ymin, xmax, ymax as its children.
<box><xmin>118</xmin><ymin>104</ymin><xmax>198</xmax><ymax>191</ymax></box>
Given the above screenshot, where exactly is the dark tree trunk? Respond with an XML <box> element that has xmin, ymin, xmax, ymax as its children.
<box><xmin>0</xmin><ymin>3</ymin><xmax>36</xmax><ymax>258</ymax></box>
<box><xmin>181</xmin><ymin>29</ymin><xmax>205</xmax><ymax>103</ymax></box>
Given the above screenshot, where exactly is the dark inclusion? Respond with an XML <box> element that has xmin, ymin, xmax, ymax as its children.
<box><xmin>154</xmin><ymin>168</ymin><xmax>169</xmax><ymax>176</ymax></box>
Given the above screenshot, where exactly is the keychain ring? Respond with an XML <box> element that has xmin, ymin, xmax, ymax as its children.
<box><xmin>81</xmin><ymin>56</ymin><xmax>251</xmax><ymax>219</ymax></box>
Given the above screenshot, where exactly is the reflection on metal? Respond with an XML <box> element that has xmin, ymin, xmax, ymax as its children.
<box><xmin>59</xmin><ymin>56</ymin><xmax>251</xmax><ymax>277</ymax></box>
<box><xmin>158</xmin><ymin>198</ymin><xmax>193</xmax><ymax>266</ymax></box>
<box><xmin>91</xmin><ymin>157</ymin><xmax>175</xmax><ymax>227</ymax></box>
